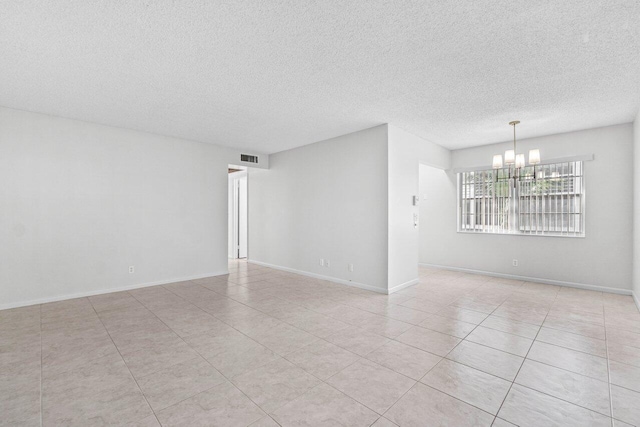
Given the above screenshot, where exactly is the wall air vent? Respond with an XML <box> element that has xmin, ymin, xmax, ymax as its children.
<box><xmin>241</xmin><ymin>154</ymin><xmax>259</xmax><ymax>164</ymax></box>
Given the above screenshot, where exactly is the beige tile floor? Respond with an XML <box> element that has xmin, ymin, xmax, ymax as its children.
<box><xmin>2</xmin><ymin>260</ymin><xmax>640</xmax><ymax>426</ymax></box>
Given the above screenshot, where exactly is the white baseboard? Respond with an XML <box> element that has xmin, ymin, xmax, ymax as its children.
<box><xmin>388</xmin><ymin>278</ymin><xmax>420</xmax><ymax>294</ymax></box>
<box><xmin>633</xmin><ymin>291</ymin><xmax>640</xmax><ymax>312</ymax></box>
<box><xmin>247</xmin><ymin>259</ymin><xmax>389</xmax><ymax>294</ymax></box>
<box><xmin>0</xmin><ymin>270</ymin><xmax>229</xmax><ymax>311</ymax></box>
<box><xmin>419</xmin><ymin>263</ymin><xmax>633</xmax><ymax>296</ymax></box>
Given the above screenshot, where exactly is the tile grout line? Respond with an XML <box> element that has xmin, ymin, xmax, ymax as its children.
<box><xmin>511</xmin><ymin>382</ymin><xmax>614</xmax><ymax>419</ymax></box>
<box><xmin>536</xmin><ymin>322</ymin><xmax>605</xmax><ymax>340</ymax></box>
<box><xmin>322</xmin><ymin>361</ymin><xmax>413</xmax><ymax>419</ymax></box>
<box><xmin>341</xmin><ymin>279</ymin><xmax>496</xmax><ymax>361</ymax></box>
<box><xmin>480</xmin><ymin>286</ymin><xmax>558</xmax><ymax>424</ymax></box>
<box><xmin>516</xmin><ymin>357</ymin><xmax>608</xmax><ymax>383</ymax></box>
<box><xmin>199</xmin><ymin>272</ymin><xmax>443</xmax><ymax>419</ymax></box>
<box><xmin>490</xmin><ymin>291</ymin><xmax>626</xmax><ymax>422</ymax></box>
<box><xmin>431</xmin><ymin>282</ymin><xmax>534</xmax><ymax>424</ymax></box>
<box><xmin>169</xmin><ymin>275</ymin><xmax>395</xmax><ymax>366</ymax></box>
<box><xmin>205</xmin><ymin>271</ymin><xmax>330</xmax><ymax>425</ymax></box>
<box><xmin>426</xmin><ymin>279</ymin><xmax>527</xmax><ymax>365</ymax></box>
<box><xmin>177</xmin><ymin>270</ymin><xmax>426</xmax><ymax>420</ymax></box>
<box><xmin>534</xmin><ymin>334</ymin><xmax>607</xmax><ymax>357</ymax></box>
<box><xmin>87</xmin><ymin>297</ymin><xmax>162</xmax><ymax>426</ymax></box>
<box><xmin>421</xmin><ymin>329</ymin><xmax>531</xmax><ymax>381</ymax></box>
<box><xmin>376</xmin><ymin>278</ymin><xmax>525</xmax><ymax>424</ymax></box>
<box><xmin>438</xmin><ymin>325</ymin><xmax>616</xmax><ymax>386</ymax></box>
<box><xmin>288</xmin><ymin>344</ymin><xmax>364</xmax><ymax>383</ymax></box>
<box><xmin>543</xmin><ymin>303</ymin><xmax>639</xmax><ymax>416</ymax></box>
<box><xmin>128</xmin><ymin>287</ymin><xmax>282</xmax><ymax>425</ymax></box>
<box><xmin>160</xmin><ymin>281</ymin><xmax>324</xmax><ymax>360</ymax></box>
<box><xmin>603</xmin><ymin>306</ymin><xmax>615</xmax><ymax>427</ymax></box>
<box><xmin>39</xmin><ymin>303</ymin><xmax>43</xmax><ymax>427</ymax></box>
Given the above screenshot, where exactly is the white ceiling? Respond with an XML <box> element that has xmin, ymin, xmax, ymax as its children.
<box><xmin>1</xmin><ymin>1</ymin><xmax>639</xmax><ymax>153</ymax></box>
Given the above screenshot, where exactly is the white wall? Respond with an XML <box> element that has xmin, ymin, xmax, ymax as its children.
<box><xmin>387</xmin><ymin>125</ymin><xmax>450</xmax><ymax>291</ymax></box>
<box><xmin>0</xmin><ymin>107</ymin><xmax>267</xmax><ymax>309</ymax></box>
<box><xmin>633</xmin><ymin>111</ymin><xmax>640</xmax><ymax>304</ymax></box>
<box><xmin>248</xmin><ymin>125</ymin><xmax>390</xmax><ymax>292</ymax></box>
<box><xmin>420</xmin><ymin>124</ymin><xmax>634</xmax><ymax>292</ymax></box>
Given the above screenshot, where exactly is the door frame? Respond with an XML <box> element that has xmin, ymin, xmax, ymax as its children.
<box><xmin>229</xmin><ymin>169</ymin><xmax>248</xmax><ymax>259</ymax></box>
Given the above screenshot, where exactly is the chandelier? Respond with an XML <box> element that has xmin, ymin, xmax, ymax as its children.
<box><xmin>492</xmin><ymin>121</ymin><xmax>540</xmax><ymax>180</ymax></box>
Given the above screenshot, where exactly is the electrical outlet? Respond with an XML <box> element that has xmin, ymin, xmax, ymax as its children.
<box><xmin>348</xmin><ymin>264</ymin><xmax>354</xmax><ymax>272</ymax></box>
<box><xmin>325</xmin><ymin>260</ymin><xmax>330</xmax><ymax>268</ymax></box>
<box><xmin>320</xmin><ymin>258</ymin><xmax>324</xmax><ymax>267</ymax></box>
<box><xmin>512</xmin><ymin>259</ymin><xmax>518</xmax><ymax>267</ymax></box>
<box><xmin>129</xmin><ymin>265</ymin><xmax>135</xmax><ymax>274</ymax></box>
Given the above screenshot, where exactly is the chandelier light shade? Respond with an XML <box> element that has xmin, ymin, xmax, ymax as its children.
<box><xmin>504</xmin><ymin>149</ymin><xmax>515</xmax><ymax>165</ymax></box>
<box><xmin>529</xmin><ymin>149</ymin><xmax>541</xmax><ymax>165</ymax></box>
<box><xmin>492</xmin><ymin>154</ymin><xmax>503</xmax><ymax>169</ymax></box>
<box><xmin>515</xmin><ymin>153</ymin><xmax>525</xmax><ymax>169</ymax></box>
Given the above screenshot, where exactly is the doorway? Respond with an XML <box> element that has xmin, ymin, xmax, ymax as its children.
<box><xmin>418</xmin><ymin>163</ymin><xmax>454</xmax><ymax>267</ymax></box>
<box><xmin>228</xmin><ymin>166</ymin><xmax>248</xmax><ymax>259</ymax></box>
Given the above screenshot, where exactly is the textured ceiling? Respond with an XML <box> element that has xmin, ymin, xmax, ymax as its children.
<box><xmin>1</xmin><ymin>1</ymin><xmax>639</xmax><ymax>152</ymax></box>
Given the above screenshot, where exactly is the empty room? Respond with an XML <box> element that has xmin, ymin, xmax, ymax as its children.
<box><xmin>2</xmin><ymin>1</ymin><xmax>640</xmax><ymax>426</ymax></box>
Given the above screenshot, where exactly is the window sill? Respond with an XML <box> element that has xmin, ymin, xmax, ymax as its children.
<box><xmin>457</xmin><ymin>230</ymin><xmax>585</xmax><ymax>238</ymax></box>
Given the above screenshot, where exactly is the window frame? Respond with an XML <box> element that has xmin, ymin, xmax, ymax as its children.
<box><xmin>456</xmin><ymin>161</ymin><xmax>586</xmax><ymax>238</ymax></box>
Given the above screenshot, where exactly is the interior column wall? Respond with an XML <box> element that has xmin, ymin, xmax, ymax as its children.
<box><xmin>248</xmin><ymin>125</ymin><xmax>390</xmax><ymax>292</ymax></box>
<box><xmin>387</xmin><ymin>125</ymin><xmax>450</xmax><ymax>292</ymax></box>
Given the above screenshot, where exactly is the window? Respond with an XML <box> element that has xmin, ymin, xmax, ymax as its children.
<box><xmin>458</xmin><ymin>161</ymin><xmax>584</xmax><ymax>236</ymax></box>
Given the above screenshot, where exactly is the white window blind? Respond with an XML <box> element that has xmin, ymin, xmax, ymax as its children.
<box><xmin>458</xmin><ymin>161</ymin><xmax>585</xmax><ymax>237</ymax></box>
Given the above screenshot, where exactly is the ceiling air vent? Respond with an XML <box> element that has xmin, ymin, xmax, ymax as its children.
<box><xmin>241</xmin><ymin>154</ymin><xmax>259</xmax><ymax>164</ymax></box>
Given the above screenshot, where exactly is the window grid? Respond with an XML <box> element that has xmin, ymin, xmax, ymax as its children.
<box><xmin>458</xmin><ymin>161</ymin><xmax>584</xmax><ymax>237</ymax></box>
